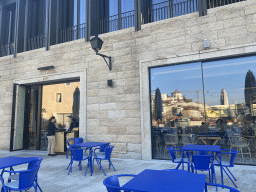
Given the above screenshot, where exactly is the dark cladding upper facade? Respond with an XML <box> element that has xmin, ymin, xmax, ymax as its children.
<box><xmin>0</xmin><ymin>0</ymin><xmax>243</xmax><ymax>58</ymax></box>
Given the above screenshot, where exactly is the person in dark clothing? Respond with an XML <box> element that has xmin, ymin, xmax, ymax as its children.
<box><xmin>69</xmin><ymin>118</ymin><xmax>79</xmax><ymax>131</ymax></box>
<box><xmin>47</xmin><ymin>116</ymin><xmax>58</xmax><ymax>156</ymax></box>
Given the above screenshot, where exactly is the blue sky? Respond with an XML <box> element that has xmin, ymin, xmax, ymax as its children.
<box><xmin>150</xmin><ymin>55</ymin><xmax>256</xmax><ymax>106</ymax></box>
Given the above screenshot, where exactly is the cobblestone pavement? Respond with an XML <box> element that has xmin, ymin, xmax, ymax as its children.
<box><xmin>0</xmin><ymin>150</ymin><xmax>255</xmax><ymax>192</ymax></box>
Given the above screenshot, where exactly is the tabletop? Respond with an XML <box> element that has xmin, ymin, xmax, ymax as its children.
<box><xmin>0</xmin><ymin>156</ymin><xmax>40</xmax><ymax>169</ymax></box>
<box><xmin>122</xmin><ymin>169</ymin><xmax>206</xmax><ymax>192</ymax></box>
<box><xmin>71</xmin><ymin>142</ymin><xmax>110</xmax><ymax>148</ymax></box>
<box><xmin>182</xmin><ymin>144</ymin><xmax>221</xmax><ymax>152</ymax></box>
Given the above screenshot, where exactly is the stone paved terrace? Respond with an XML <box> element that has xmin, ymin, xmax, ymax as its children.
<box><xmin>0</xmin><ymin>150</ymin><xmax>255</xmax><ymax>192</ymax></box>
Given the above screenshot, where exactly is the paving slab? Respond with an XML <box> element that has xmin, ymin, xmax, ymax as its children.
<box><xmin>0</xmin><ymin>150</ymin><xmax>255</xmax><ymax>192</ymax></box>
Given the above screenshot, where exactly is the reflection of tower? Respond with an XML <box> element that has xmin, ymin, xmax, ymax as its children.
<box><xmin>220</xmin><ymin>89</ymin><xmax>229</xmax><ymax>105</ymax></box>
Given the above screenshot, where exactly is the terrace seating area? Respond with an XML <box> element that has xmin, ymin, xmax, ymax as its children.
<box><xmin>0</xmin><ymin>150</ymin><xmax>255</xmax><ymax>191</ymax></box>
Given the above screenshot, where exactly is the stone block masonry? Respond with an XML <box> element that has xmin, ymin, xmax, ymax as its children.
<box><xmin>0</xmin><ymin>0</ymin><xmax>256</xmax><ymax>159</ymax></box>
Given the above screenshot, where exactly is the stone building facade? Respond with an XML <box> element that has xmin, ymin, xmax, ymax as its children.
<box><xmin>0</xmin><ymin>0</ymin><xmax>256</xmax><ymax>160</ymax></box>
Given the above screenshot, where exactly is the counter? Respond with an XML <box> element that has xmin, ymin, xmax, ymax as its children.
<box><xmin>55</xmin><ymin>131</ymin><xmax>79</xmax><ymax>153</ymax></box>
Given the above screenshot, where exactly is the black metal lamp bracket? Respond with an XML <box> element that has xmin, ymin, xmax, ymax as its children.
<box><xmin>96</xmin><ymin>52</ymin><xmax>112</xmax><ymax>71</ymax></box>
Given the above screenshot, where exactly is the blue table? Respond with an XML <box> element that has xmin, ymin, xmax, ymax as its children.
<box><xmin>181</xmin><ymin>144</ymin><xmax>223</xmax><ymax>186</ymax></box>
<box><xmin>0</xmin><ymin>156</ymin><xmax>40</xmax><ymax>170</ymax></box>
<box><xmin>122</xmin><ymin>169</ymin><xmax>206</xmax><ymax>192</ymax></box>
<box><xmin>0</xmin><ymin>157</ymin><xmax>41</xmax><ymax>191</ymax></box>
<box><xmin>70</xmin><ymin>142</ymin><xmax>110</xmax><ymax>176</ymax></box>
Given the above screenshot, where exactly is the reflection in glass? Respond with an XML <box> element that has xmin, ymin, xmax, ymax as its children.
<box><xmin>150</xmin><ymin>56</ymin><xmax>256</xmax><ymax>165</ymax></box>
<box><xmin>203</xmin><ymin>56</ymin><xmax>256</xmax><ymax>164</ymax></box>
<box><xmin>150</xmin><ymin>62</ymin><xmax>204</xmax><ymax>159</ymax></box>
<box><xmin>40</xmin><ymin>82</ymin><xmax>80</xmax><ymax>150</ymax></box>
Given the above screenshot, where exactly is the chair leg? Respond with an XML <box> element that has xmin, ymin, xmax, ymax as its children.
<box><xmin>78</xmin><ymin>161</ymin><xmax>82</xmax><ymax>171</ymax></box>
<box><xmin>84</xmin><ymin>159</ymin><xmax>90</xmax><ymax>176</ymax></box>
<box><xmin>97</xmin><ymin>159</ymin><xmax>106</xmax><ymax>176</ymax></box>
<box><xmin>34</xmin><ymin>185</ymin><xmax>38</xmax><ymax>192</ymax></box>
<box><xmin>35</xmin><ymin>175</ymin><xmax>43</xmax><ymax>192</ymax></box>
<box><xmin>108</xmin><ymin>159</ymin><xmax>116</xmax><ymax>171</ymax></box>
<box><xmin>225</xmin><ymin>167</ymin><xmax>237</xmax><ymax>181</ymax></box>
<box><xmin>68</xmin><ymin>160</ymin><xmax>73</xmax><ymax>175</ymax></box>
<box><xmin>240</xmin><ymin>148</ymin><xmax>244</xmax><ymax>161</ymax></box>
<box><xmin>222</xmin><ymin>167</ymin><xmax>238</xmax><ymax>188</ymax></box>
<box><xmin>247</xmin><ymin>147</ymin><xmax>252</xmax><ymax>158</ymax></box>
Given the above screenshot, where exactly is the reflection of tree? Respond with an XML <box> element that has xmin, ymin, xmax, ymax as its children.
<box><xmin>183</xmin><ymin>96</ymin><xmax>193</xmax><ymax>103</ymax></box>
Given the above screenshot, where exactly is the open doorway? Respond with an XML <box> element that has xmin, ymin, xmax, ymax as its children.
<box><xmin>10</xmin><ymin>80</ymin><xmax>80</xmax><ymax>151</ymax></box>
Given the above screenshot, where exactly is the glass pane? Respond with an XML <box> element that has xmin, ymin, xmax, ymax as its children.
<box><xmin>121</xmin><ymin>0</ymin><xmax>134</xmax><ymax>13</ymax></box>
<box><xmin>41</xmin><ymin>82</ymin><xmax>80</xmax><ymax>150</ymax></box>
<box><xmin>203</xmin><ymin>56</ymin><xmax>256</xmax><ymax>164</ymax></box>
<box><xmin>150</xmin><ymin>62</ymin><xmax>204</xmax><ymax>159</ymax></box>
<box><xmin>80</xmin><ymin>0</ymin><xmax>86</xmax><ymax>24</ymax></box>
<box><xmin>109</xmin><ymin>0</ymin><xmax>118</xmax><ymax>16</ymax></box>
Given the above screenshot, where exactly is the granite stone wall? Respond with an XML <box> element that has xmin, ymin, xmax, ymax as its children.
<box><xmin>0</xmin><ymin>0</ymin><xmax>256</xmax><ymax>160</ymax></box>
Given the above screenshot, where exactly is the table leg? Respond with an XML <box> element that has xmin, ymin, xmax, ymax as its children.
<box><xmin>1</xmin><ymin>169</ymin><xmax>5</xmax><ymax>192</ymax></box>
<box><xmin>89</xmin><ymin>148</ymin><xmax>93</xmax><ymax>176</ymax></box>
<box><xmin>219</xmin><ymin>152</ymin><xmax>224</xmax><ymax>186</ymax></box>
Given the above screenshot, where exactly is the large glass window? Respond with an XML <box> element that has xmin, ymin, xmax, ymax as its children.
<box><xmin>150</xmin><ymin>55</ymin><xmax>256</xmax><ymax>165</ymax></box>
<box><xmin>99</xmin><ymin>0</ymin><xmax>134</xmax><ymax>34</ymax></box>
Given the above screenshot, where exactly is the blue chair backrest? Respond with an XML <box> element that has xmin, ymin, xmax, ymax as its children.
<box><xmin>103</xmin><ymin>174</ymin><xmax>137</xmax><ymax>192</ymax></box>
<box><xmin>19</xmin><ymin>168</ymin><xmax>39</xmax><ymax>189</ymax></box>
<box><xmin>67</xmin><ymin>138</ymin><xmax>75</xmax><ymax>146</ymax></box>
<box><xmin>167</xmin><ymin>147</ymin><xmax>176</xmax><ymax>162</ymax></box>
<box><xmin>105</xmin><ymin>145</ymin><xmax>114</xmax><ymax>159</ymax></box>
<box><xmin>103</xmin><ymin>175</ymin><xmax>121</xmax><ymax>192</ymax></box>
<box><xmin>75</xmin><ymin>137</ymin><xmax>83</xmax><ymax>144</ymax></box>
<box><xmin>191</xmin><ymin>154</ymin><xmax>213</xmax><ymax>170</ymax></box>
<box><xmin>230</xmin><ymin>150</ymin><xmax>238</xmax><ymax>166</ymax></box>
<box><xmin>28</xmin><ymin>157</ymin><xmax>43</xmax><ymax>170</ymax></box>
<box><xmin>71</xmin><ymin>148</ymin><xmax>84</xmax><ymax>161</ymax></box>
<box><xmin>100</xmin><ymin>143</ymin><xmax>110</xmax><ymax>152</ymax></box>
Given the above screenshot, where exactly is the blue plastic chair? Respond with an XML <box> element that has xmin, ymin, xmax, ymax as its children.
<box><xmin>67</xmin><ymin>148</ymin><xmax>90</xmax><ymax>176</ymax></box>
<box><xmin>66</xmin><ymin>137</ymin><xmax>84</xmax><ymax>159</ymax></box>
<box><xmin>103</xmin><ymin>174</ymin><xmax>136</xmax><ymax>192</ymax></box>
<box><xmin>167</xmin><ymin>147</ymin><xmax>189</xmax><ymax>170</ymax></box>
<box><xmin>93</xmin><ymin>145</ymin><xmax>116</xmax><ymax>176</ymax></box>
<box><xmin>1</xmin><ymin>167</ymin><xmax>40</xmax><ymax>192</ymax></box>
<box><xmin>8</xmin><ymin>157</ymin><xmax>43</xmax><ymax>192</ymax></box>
<box><xmin>94</xmin><ymin>143</ymin><xmax>110</xmax><ymax>156</ymax></box>
<box><xmin>213</xmin><ymin>149</ymin><xmax>238</xmax><ymax>188</ymax></box>
<box><xmin>190</xmin><ymin>153</ymin><xmax>217</xmax><ymax>188</ymax></box>
<box><xmin>205</xmin><ymin>183</ymin><xmax>240</xmax><ymax>192</ymax></box>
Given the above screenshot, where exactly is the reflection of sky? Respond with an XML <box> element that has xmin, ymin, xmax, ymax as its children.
<box><xmin>74</xmin><ymin>0</ymin><xmax>134</xmax><ymax>24</ymax></box>
<box><xmin>74</xmin><ymin>0</ymin><xmax>86</xmax><ymax>25</ymax></box>
<box><xmin>150</xmin><ymin>56</ymin><xmax>256</xmax><ymax>106</ymax></box>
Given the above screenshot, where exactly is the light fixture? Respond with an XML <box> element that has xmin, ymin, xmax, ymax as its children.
<box><xmin>37</xmin><ymin>66</ymin><xmax>54</xmax><ymax>70</ymax></box>
<box><xmin>90</xmin><ymin>34</ymin><xmax>112</xmax><ymax>71</ymax></box>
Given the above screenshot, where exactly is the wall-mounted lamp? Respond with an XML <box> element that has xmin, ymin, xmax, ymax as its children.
<box><xmin>37</xmin><ymin>66</ymin><xmax>54</xmax><ymax>70</ymax></box>
<box><xmin>90</xmin><ymin>34</ymin><xmax>112</xmax><ymax>71</ymax></box>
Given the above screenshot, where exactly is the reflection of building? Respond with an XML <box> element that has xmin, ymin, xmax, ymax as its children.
<box><xmin>171</xmin><ymin>90</ymin><xmax>183</xmax><ymax>101</ymax></box>
<box><xmin>220</xmin><ymin>89</ymin><xmax>229</xmax><ymax>105</ymax></box>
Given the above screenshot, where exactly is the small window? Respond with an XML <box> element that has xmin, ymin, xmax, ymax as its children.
<box><xmin>56</xmin><ymin>93</ymin><xmax>62</xmax><ymax>103</ymax></box>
